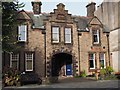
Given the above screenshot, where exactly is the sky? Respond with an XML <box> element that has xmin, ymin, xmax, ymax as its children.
<box><xmin>18</xmin><ymin>0</ymin><xmax>103</xmax><ymax>16</ymax></box>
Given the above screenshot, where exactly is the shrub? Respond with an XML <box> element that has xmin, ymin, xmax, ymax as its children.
<box><xmin>80</xmin><ymin>70</ymin><xmax>87</xmax><ymax>77</ymax></box>
<box><xmin>106</xmin><ymin>66</ymin><xmax>114</xmax><ymax>75</ymax></box>
<box><xmin>2</xmin><ymin>66</ymin><xmax>20</xmax><ymax>86</ymax></box>
<box><xmin>100</xmin><ymin>68</ymin><xmax>106</xmax><ymax>75</ymax></box>
<box><xmin>99</xmin><ymin>66</ymin><xmax>115</xmax><ymax>80</ymax></box>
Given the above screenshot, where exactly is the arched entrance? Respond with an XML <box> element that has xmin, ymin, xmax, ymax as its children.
<box><xmin>51</xmin><ymin>53</ymin><xmax>73</xmax><ymax>77</ymax></box>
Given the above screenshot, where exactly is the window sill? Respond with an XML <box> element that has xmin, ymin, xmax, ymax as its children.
<box><xmin>93</xmin><ymin>43</ymin><xmax>101</xmax><ymax>46</ymax></box>
<box><xmin>51</xmin><ymin>42</ymin><xmax>60</xmax><ymax>45</ymax></box>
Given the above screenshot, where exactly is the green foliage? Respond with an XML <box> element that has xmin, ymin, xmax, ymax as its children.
<box><xmin>80</xmin><ymin>70</ymin><xmax>87</xmax><ymax>77</ymax></box>
<box><xmin>2</xmin><ymin>65</ymin><xmax>20</xmax><ymax>86</ymax></box>
<box><xmin>2</xmin><ymin>1</ymin><xmax>24</xmax><ymax>52</ymax></box>
<box><xmin>105</xmin><ymin>74</ymin><xmax>117</xmax><ymax>80</ymax></box>
<box><xmin>106</xmin><ymin>66</ymin><xmax>114</xmax><ymax>75</ymax></box>
<box><xmin>100</xmin><ymin>68</ymin><xmax>106</xmax><ymax>75</ymax></box>
<box><xmin>99</xmin><ymin>66</ymin><xmax>115</xmax><ymax>80</ymax></box>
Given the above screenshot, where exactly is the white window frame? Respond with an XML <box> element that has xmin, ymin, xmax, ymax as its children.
<box><xmin>89</xmin><ymin>53</ymin><xmax>95</xmax><ymax>69</ymax></box>
<box><xmin>93</xmin><ymin>30</ymin><xmax>99</xmax><ymax>44</ymax></box>
<box><xmin>52</xmin><ymin>27</ymin><xmax>59</xmax><ymax>43</ymax></box>
<box><xmin>25</xmin><ymin>53</ymin><xmax>34</xmax><ymax>71</ymax></box>
<box><xmin>99</xmin><ymin>53</ymin><xmax>106</xmax><ymax>68</ymax></box>
<box><xmin>64</xmin><ymin>27</ymin><xmax>72</xmax><ymax>43</ymax></box>
<box><xmin>18</xmin><ymin>25</ymin><xmax>27</xmax><ymax>42</ymax></box>
<box><xmin>10</xmin><ymin>53</ymin><xmax>19</xmax><ymax>69</ymax></box>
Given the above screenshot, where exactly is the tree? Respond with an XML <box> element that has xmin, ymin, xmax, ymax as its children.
<box><xmin>2</xmin><ymin>1</ymin><xmax>24</xmax><ymax>52</ymax></box>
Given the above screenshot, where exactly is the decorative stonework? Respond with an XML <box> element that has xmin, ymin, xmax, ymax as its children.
<box><xmin>46</xmin><ymin>48</ymin><xmax>77</xmax><ymax>77</ymax></box>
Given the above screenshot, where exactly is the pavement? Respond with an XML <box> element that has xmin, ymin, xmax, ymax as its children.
<box><xmin>1</xmin><ymin>77</ymin><xmax>120</xmax><ymax>89</ymax></box>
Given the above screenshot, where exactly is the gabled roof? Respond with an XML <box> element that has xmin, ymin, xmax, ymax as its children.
<box><xmin>88</xmin><ymin>16</ymin><xmax>110</xmax><ymax>33</ymax></box>
<box><xmin>73</xmin><ymin>16</ymin><xmax>92</xmax><ymax>32</ymax></box>
<box><xmin>17</xmin><ymin>9</ymin><xmax>109</xmax><ymax>33</ymax></box>
<box><xmin>17</xmin><ymin>10</ymin><xmax>31</xmax><ymax>20</ymax></box>
<box><xmin>88</xmin><ymin>16</ymin><xmax>102</xmax><ymax>25</ymax></box>
<box><xmin>18</xmin><ymin>10</ymin><xmax>49</xmax><ymax>29</ymax></box>
<box><xmin>27</xmin><ymin>13</ymin><xmax>45</xmax><ymax>29</ymax></box>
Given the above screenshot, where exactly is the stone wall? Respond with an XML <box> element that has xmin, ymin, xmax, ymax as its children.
<box><xmin>24</xmin><ymin>21</ymin><xmax>45</xmax><ymax>77</ymax></box>
<box><xmin>95</xmin><ymin>1</ymin><xmax>120</xmax><ymax>72</ymax></box>
<box><xmin>79</xmin><ymin>25</ymin><xmax>109</xmax><ymax>74</ymax></box>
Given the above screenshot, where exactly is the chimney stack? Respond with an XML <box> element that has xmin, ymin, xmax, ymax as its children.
<box><xmin>86</xmin><ymin>2</ymin><xmax>96</xmax><ymax>17</ymax></box>
<box><xmin>31</xmin><ymin>0</ymin><xmax>42</xmax><ymax>15</ymax></box>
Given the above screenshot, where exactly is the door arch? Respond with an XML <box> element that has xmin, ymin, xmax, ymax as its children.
<box><xmin>51</xmin><ymin>53</ymin><xmax>72</xmax><ymax>77</ymax></box>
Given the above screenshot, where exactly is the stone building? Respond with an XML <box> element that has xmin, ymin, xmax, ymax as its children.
<box><xmin>2</xmin><ymin>0</ymin><xmax>111</xmax><ymax>81</ymax></box>
<box><xmin>95</xmin><ymin>0</ymin><xmax>120</xmax><ymax>72</ymax></box>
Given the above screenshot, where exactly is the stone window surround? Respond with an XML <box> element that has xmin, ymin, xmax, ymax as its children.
<box><xmin>51</xmin><ymin>26</ymin><xmax>60</xmax><ymax>43</ymax></box>
<box><xmin>64</xmin><ymin>26</ymin><xmax>72</xmax><ymax>44</ymax></box>
<box><xmin>92</xmin><ymin>27</ymin><xmax>101</xmax><ymax>46</ymax></box>
<box><xmin>89</xmin><ymin>53</ymin><xmax>96</xmax><ymax>70</ymax></box>
<box><xmin>51</xmin><ymin>25</ymin><xmax>73</xmax><ymax>45</ymax></box>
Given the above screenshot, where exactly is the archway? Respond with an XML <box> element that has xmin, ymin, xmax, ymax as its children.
<box><xmin>51</xmin><ymin>53</ymin><xmax>72</xmax><ymax>77</ymax></box>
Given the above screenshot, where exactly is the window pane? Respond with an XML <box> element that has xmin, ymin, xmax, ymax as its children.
<box><xmin>25</xmin><ymin>53</ymin><xmax>33</xmax><ymax>71</ymax></box>
<box><xmin>100</xmin><ymin>53</ymin><xmax>105</xmax><ymax>68</ymax></box>
<box><xmin>89</xmin><ymin>54</ymin><xmax>94</xmax><ymax>59</ymax></box>
<box><xmin>65</xmin><ymin>28</ymin><xmax>71</xmax><ymax>43</ymax></box>
<box><xmin>89</xmin><ymin>60</ymin><xmax>94</xmax><ymax>68</ymax></box>
<box><xmin>52</xmin><ymin>27</ymin><xmax>59</xmax><ymax>42</ymax></box>
<box><xmin>52</xmin><ymin>27</ymin><xmax>59</xmax><ymax>33</ymax></box>
<box><xmin>65</xmin><ymin>35</ymin><xmax>71</xmax><ymax>43</ymax></box>
<box><xmin>65</xmin><ymin>28</ymin><xmax>71</xmax><ymax>34</ymax></box>
<box><xmin>89</xmin><ymin>54</ymin><xmax>95</xmax><ymax>69</ymax></box>
<box><xmin>26</xmin><ymin>61</ymin><xmax>32</xmax><ymax>70</ymax></box>
<box><xmin>53</xmin><ymin>34</ymin><xmax>59</xmax><ymax>41</ymax></box>
<box><xmin>18</xmin><ymin>25</ymin><xmax>26</xmax><ymax>41</ymax></box>
<box><xmin>93</xmin><ymin>35</ymin><xmax>98</xmax><ymax>42</ymax></box>
<box><xmin>93</xmin><ymin>30</ymin><xmax>99</xmax><ymax>43</ymax></box>
<box><xmin>100</xmin><ymin>53</ymin><xmax>104</xmax><ymax>60</ymax></box>
<box><xmin>100</xmin><ymin>60</ymin><xmax>104</xmax><ymax>67</ymax></box>
<box><xmin>10</xmin><ymin>53</ymin><xmax>19</xmax><ymax>69</ymax></box>
<box><xmin>12</xmin><ymin>61</ymin><xmax>17</xmax><ymax>69</ymax></box>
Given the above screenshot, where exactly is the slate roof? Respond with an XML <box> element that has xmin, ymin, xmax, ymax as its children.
<box><xmin>18</xmin><ymin>10</ymin><xmax>109</xmax><ymax>33</ymax></box>
<box><xmin>27</xmin><ymin>12</ymin><xmax>49</xmax><ymax>29</ymax></box>
<box><xmin>73</xmin><ymin>16</ymin><xmax>92</xmax><ymax>32</ymax></box>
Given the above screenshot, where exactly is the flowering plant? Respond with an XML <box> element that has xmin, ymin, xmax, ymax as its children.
<box><xmin>2</xmin><ymin>65</ymin><xmax>20</xmax><ymax>86</ymax></box>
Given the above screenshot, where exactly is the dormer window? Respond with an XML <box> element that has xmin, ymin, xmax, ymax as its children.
<box><xmin>92</xmin><ymin>30</ymin><xmax>99</xmax><ymax>44</ymax></box>
<box><xmin>18</xmin><ymin>25</ymin><xmax>27</xmax><ymax>42</ymax></box>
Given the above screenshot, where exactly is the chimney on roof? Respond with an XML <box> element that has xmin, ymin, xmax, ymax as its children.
<box><xmin>31</xmin><ymin>0</ymin><xmax>42</xmax><ymax>14</ymax></box>
<box><xmin>86</xmin><ymin>2</ymin><xmax>96</xmax><ymax>17</ymax></box>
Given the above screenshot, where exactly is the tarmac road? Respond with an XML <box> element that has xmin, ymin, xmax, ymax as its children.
<box><xmin>2</xmin><ymin>79</ymin><xmax>120</xmax><ymax>89</ymax></box>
